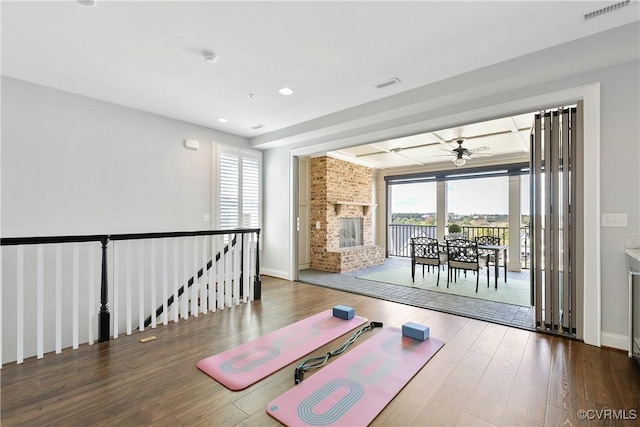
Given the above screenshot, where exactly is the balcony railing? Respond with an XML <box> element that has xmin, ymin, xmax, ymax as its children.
<box><xmin>388</xmin><ymin>224</ymin><xmax>530</xmax><ymax>268</ymax></box>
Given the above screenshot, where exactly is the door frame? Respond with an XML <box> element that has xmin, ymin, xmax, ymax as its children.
<box><xmin>289</xmin><ymin>82</ymin><xmax>601</xmax><ymax>346</ymax></box>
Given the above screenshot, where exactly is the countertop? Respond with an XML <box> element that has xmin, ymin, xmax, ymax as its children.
<box><xmin>626</xmin><ymin>248</ymin><xmax>640</xmax><ymax>265</ymax></box>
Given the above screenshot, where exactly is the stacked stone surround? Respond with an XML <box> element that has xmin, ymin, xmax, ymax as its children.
<box><xmin>310</xmin><ymin>156</ymin><xmax>384</xmax><ymax>272</ymax></box>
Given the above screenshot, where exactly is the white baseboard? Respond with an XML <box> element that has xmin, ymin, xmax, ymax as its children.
<box><xmin>600</xmin><ymin>331</ymin><xmax>628</xmax><ymax>351</ymax></box>
<box><xmin>260</xmin><ymin>268</ymin><xmax>290</xmax><ymax>280</ymax></box>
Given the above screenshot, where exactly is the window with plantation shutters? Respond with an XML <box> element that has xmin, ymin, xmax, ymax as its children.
<box><xmin>220</xmin><ymin>153</ymin><xmax>239</xmax><ymax>229</ymax></box>
<box><xmin>242</xmin><ymin>156</ymin><xmax>260</xmax><ymax>228</ymax></box>
<box><xmin>216</xmin><ymin>146</ymin><xmax>261</xmax><ymax>230</ymax></box>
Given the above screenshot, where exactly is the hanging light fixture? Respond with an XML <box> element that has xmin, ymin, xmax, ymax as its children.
<box><xmin>453</xmin><ymin>156</ymin><xmax>466</xmax><ymax>167</ymax></box>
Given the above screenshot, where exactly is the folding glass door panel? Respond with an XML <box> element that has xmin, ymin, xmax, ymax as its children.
<box><xmin>530</xmin><ymin>105</ymin><xmax>583</xmax><ymax>338</ymax></box>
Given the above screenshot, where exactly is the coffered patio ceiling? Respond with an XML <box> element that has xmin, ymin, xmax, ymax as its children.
<box><xmin>2</xmin><ymin>1</ymin><xmax>639</xmax><ymax>147</ymax></box>
<box><xmin>328</xmin><ymin>112</ymin><xmax>535</xmax><ymax>169</ymax></box>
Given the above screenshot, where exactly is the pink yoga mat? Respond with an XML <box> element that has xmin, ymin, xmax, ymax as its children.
<box><xmin>197</xmin><ymin>310</ymin><xmax>367</xmax><ymax>391</ymax></box>
<box><xmin>266</xmin><ymin>327</ymin><xmax>444</xmax><ymax>426</ymax></box>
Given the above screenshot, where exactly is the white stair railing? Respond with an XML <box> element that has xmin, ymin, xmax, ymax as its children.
<box><xmin>1</xmin><ymin>229</ymin><xmax>261</xmax><ymax>366</ymax></box>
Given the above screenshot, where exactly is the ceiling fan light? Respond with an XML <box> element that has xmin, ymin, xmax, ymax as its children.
<box><xmin>453</xmin><ymin>157</ymin><xmax>466</xmax><ymax>167</ymax></box>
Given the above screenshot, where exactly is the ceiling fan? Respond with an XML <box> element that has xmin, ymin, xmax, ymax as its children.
<box><xmin>445</xmin><ymin>139</ymin><xmax>493</xmax><ymax>167</ymax></box>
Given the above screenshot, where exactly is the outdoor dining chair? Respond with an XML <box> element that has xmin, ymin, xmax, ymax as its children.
<box><xmin>446</xmin><ymin>238</ymin><xmax>489</xmax><ymax>292</ymax></box>
<box><xmin>475</xmin><ymin>235</ymin><xmax>501</xmax><ymax>267</ymax></box>
<box><xmin>410</xmin><ymin>237</ymin><xmax>446</xmax><ymax>286</ymax></box>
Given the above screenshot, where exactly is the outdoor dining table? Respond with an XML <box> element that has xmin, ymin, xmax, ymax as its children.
<box><xmin>440</xmin><ymin>241</ymin><xmax>508</xmax><ymax>289</ymax></box>
<box><xmin>477</xmin><ymin>244</ymin><xmax>508</xmax><ymax>289</ymax></box>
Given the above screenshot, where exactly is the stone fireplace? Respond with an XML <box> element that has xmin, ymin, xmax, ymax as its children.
<box><xmin>310</xmin><ymin>156</ymin><xmax>384</xmax><ymax>273</ymax></box>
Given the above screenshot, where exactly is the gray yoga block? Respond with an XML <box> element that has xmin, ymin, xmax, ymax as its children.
<box><xmin>332</xmin><ymin>305</ymin><xmax>355</xmax><ymax>320</ymax></box>
<box><xmin>402</xmin><ymin>322</ymin><xmax>430</xmax><ymax>341</ymax></box>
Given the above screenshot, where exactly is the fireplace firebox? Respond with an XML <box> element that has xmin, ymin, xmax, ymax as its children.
<box><xmin>339</xmin><ymin>217</ymin><xmax>363</xmax><ymax>248</ymax></box>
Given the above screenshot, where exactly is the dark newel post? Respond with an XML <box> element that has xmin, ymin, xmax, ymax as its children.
<box><xmin>98</xmin><ymin>237</ymin><xmax>111</xmax><ymax>342</ymax></box>
<box><xmin>254</xmin><ymin>231</ymin><xmax>261</xmax><ymax>300</ymax></box>
<box><xmin>239</xmin><ymin>233</ymin><xmax>244</xmax><ymax>299</ymax></box>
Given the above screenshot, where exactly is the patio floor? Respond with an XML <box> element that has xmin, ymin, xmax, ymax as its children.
<box><xmin>299</xmin><ymin>256</ymin><xmax>535</xmax><ymax>330</ymax></box>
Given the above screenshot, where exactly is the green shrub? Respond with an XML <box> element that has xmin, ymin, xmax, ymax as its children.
<box><xmin>448</xmin><ymin>223</ymin><xmax>462</xmax><ymax>233</ymax></box>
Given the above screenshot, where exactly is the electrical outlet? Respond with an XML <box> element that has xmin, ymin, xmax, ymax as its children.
<box><xmin>203</xmin><ymin>214</ymin><xmax>211</xmax><ymax>223</ymax></box>
<box><xmin>602</xmin><ymin>213</ymin><xmax>628</xmax><ymax>227</ymax></box>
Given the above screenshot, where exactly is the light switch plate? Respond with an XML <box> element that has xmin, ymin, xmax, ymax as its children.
<box><xmin>203</xmin><ymin>214</ymin><xmax>211</xmax><ymax>223</ymax></box>
<box><xmin>602</xmin><ymin>213</ymin><xmax>628</xmax><ymax>227</ymax></box>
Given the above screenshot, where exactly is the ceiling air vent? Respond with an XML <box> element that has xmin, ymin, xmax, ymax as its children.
<box><xmin>375</xmin><ymin>77</ymin><xmax>401</xmax><ymax>89</ymax></box>
<box><xmin>251</xmin><ymin>124</ymin><xmax>266</xmax><ymax>130</ymax></box>
<box><xmin>584</xmin><ymin>0</ymin><xmax>631</xmax><ymax>20</ymax></box>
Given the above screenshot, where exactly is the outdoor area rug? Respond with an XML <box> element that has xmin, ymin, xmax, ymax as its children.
<box><xmin>197</xmin><ymin>309</ymin><xmax>367</xmax><ymax>391</ymax></box>
<box><xmin>266</xmin><ymin>326</ymin><xmax>444</xmax><ymax>426</ymax></box>
<box><xmin>357</xmin><ymin>267</ymin><xmax>530</xmax><ymax>306</ymax></box>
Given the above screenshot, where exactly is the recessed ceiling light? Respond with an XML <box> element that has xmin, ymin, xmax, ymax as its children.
<box><xmin>203</xmin><ymin>51</ymin><xmax>218</xmax><ymax>64</ymax></box>
<box><xmin>218</xmin><ymin>118</ymin><xmax>228</xmax><ymax>123</ymax></box>
<box><xmin>278</xmin><ymin>87</ymin><xmax>294</xmax><ymax>96</ymax></box>
<box><xmin>78</xmin><ymin>0</ymin><xmax>97</xmax><ymax>6</ymax></box>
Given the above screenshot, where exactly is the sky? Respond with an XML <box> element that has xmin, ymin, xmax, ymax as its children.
<box><xmin>391</xmin><ymin>176</ymin><xmax>530</xmax><ymax>215</ymax></box>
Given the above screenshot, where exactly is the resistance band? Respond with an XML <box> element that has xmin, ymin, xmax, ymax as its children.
<box><xmin>294</xmin><ymin>321</ymin><xmax>383</xmax><ymax>385</ymax></box>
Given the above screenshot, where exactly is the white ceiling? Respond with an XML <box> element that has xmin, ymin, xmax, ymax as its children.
<box><xmin>2</xmin><ymin>0</ymin><xmax>639</xmax><ymax>149</ymax></box>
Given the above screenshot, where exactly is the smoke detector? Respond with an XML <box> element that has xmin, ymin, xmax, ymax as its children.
<box><xmin>203</xmin><ymin>51</ymin><xmax>218</xmax><ymax>64</ymax></box>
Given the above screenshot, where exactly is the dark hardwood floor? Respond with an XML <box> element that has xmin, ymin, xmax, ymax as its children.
<box><xmin>2</xmin><ymin>276</ymin><xmax>639</xmax><ymax>426</ymax></box>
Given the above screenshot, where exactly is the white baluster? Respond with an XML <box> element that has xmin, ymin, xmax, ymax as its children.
<box><xmin>162</xmin><ymin>238</ymin><xmax>168</xmax><ymax>325</ymax></box>
<box><xmin>249</xmin><ymin>233</ymin><xmax>255</xmax><ymax>301</ymax></box>
<box><xmin>138</xmin><ymin>241</ymin><xmax>144</xmax><ymax>331</ymax></box>
<box><xmin>113</xmin><ymin>242</ymin><xmax>119</xmax><ymax>339</ymax></box>
<box><xmin>125</xmin><ymin>241</ymin><xmax>132</xmax><ymax>335</ymax></box>
<box><xmin>173</xmin><ymin>238</ymin><xmax>179</xmax><ymax>323</ymax></box>
<box><xmin>182</xmin><ymin>237</ymin><xmax>188</xmax><ymax>319</ymax></box>
<box><xmin>150</xmin><ymin>239</ymin><xmax>157</xmax><ymax>328</ymax></box>
<box><xmin>89</xmin><ymin>244</ymin><xmax>95</xmax><ymax>345</ymax></box>
<box><xmin>243</xmin><ymin>234</ymin><xmax>249</xmax><ymax>303</ymax></box>
<box><xmin>201</xmin><ymin>236</ymin><xmax>208</xmax><ymax>314</ymax></box>
<box><xmin>72</xmin><ymin>243</ymin><xmax>79</xmax><ymax>349</ymax></box>
<box><xmin>0</xmin><ymin>246</ymin><xmax>2</xmax><ymax>366</ymax></box>
<box><xmin>55</xmin><ymin>244</ymin><xmax>62</xmax><ymax>353</ymax></box>
<box><xmin>192</xmin><ymin>236</ymin><xmax>198</xmax><ymax>317</ymax></box>
<box><xmin>233</xmin><ymin>236</ymin><xmax>240</xmax><ymax>305</ymax></box>
<box><xmin>17</xmin><ymin>246</ymin><xmax>24</xmax><ymax>364</ymax></box>
<box><xmin>210</xmin><ymin>235</ymin><xmax>217</xmax><ymax>312</ymax></box>
<box><xmin>36</xmin><ymin>245</ymin><xmax>44</xmax><ymax>359</ymax></box>
<box><xmin>225</xmin><ymin>235</ymin><xmax>232</xmax><ymax>308</ymax></box>
<box><xmin>217</xmin><ymin>235</ymin><xmax>224</xmax><ymax>310</ymax></box>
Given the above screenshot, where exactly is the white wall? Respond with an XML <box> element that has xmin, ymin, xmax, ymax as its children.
<box><xmin>1</xmin><ymin>76</ymin><xmax>248</xmax><ymax>236</ymax></box>
<box><xmin>262</xmin><ymin>60</ymin><xmax>640</xmax><ymax>348</ymax></box>
<box><xmin>261</xmin><ymin>145</ymin><xmax>291</xmax><ymax>279</ymax></box>
<box><xmin>596</xmin><ymin>61</ymin><xmax>640</xmax><ymax>348</ymax></box>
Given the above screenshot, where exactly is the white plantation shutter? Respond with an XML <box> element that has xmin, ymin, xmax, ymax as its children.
<box><xmin>216</xmin><ymin>146</ymin><xmax>261</xmax><ymax>230</ymax></box>
<box><xmin>220</xmin><ymin>153</ymin><xmax>239</xmax><ymax>229</ymax></box>
<box><xmin>242</xmin><ymin>156</ymin><xmax>260</xmax><ymax>228</ymax></box>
